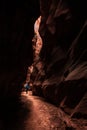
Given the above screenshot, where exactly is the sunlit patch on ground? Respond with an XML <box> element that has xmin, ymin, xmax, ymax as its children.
<box><xmin>20</xmin><ymin>92</ymin><xmax>87</xmax><ymax>130</ymax></box>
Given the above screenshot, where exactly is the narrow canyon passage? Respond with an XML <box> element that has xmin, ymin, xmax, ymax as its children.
<box><xmin>0</xmin><ymin>91</ymin><xmax>87</xmax><ymax>130</ymax></box>
<box><xmin>0</xmin><ymin>0</ymin><xmax>87</xmax><ymax>130</ymax></box>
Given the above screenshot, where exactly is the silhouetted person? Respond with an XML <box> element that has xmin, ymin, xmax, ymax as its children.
<box><xmin>24</xmin><ymin>83</ymin><xmax>30</xmax><ymax>94</ymax></box>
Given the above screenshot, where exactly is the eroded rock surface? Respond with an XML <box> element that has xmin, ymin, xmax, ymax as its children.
<box><xmin>31</xmin><ymin>0</ymin><xmax>87</xmax><ymax>120</ymax></box>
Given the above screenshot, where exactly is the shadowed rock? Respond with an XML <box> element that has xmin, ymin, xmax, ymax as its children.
<box><xmin>0</xmin><ymin>0</ymin><xmax>40</xmax><ymax>101</ymax></box>
<box><xmin>31</xmin><ymin>0</ymin><xmax>87</xmax><ymax>119</ymax></box>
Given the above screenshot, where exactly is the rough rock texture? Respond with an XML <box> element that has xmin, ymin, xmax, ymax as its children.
<box><xmin>0</xmin><ymin>0</ymin><xmax>40</xmax><ymax>101</ymax></box>
<box><xmin>31</xmin><ymin>0</ymin><xmax>87</xmax><ymax>119</ymax></box>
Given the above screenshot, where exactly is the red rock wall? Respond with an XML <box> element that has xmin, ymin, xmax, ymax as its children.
<box><xmin>31</xmin><ymin>0</ymin><xmax>87</xmax><ymax>119</ymax></box>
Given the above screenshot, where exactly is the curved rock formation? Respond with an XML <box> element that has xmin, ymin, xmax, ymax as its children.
<box><xmin>31</xmin><ymin>0</ymin><xmax>87</xmax><ymax>119</ymax></box>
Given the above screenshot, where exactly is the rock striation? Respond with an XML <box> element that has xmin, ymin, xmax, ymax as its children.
<box><xmin>31</xmin><ymin>0</ymin><xmax>87</xmax><ymax>119</ymax></box>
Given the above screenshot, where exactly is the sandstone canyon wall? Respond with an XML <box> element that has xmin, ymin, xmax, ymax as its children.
<box><xmin>31</xmin><ymin>0</ymin><xmax>87</xmax><ymax>119</ymax></box>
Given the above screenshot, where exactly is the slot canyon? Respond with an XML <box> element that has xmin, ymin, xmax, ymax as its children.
<box><xmin>0</xmin><ymin>0</ymin><xmax>87</xmax><ymax>130</ymax></box>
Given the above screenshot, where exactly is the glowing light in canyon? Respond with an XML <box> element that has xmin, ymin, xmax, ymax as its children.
<box><xmin>33</xmin><ymin>16</ymin><xmax>42</xmax><ymax>55</ymax></box>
